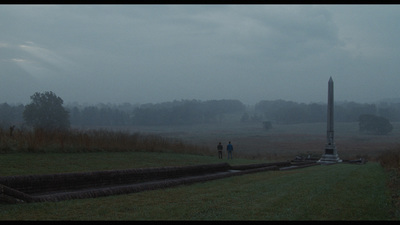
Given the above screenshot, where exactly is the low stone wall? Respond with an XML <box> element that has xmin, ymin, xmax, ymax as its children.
<box><xmin>35</xmin><ymin>165</ymin><xmax>280</xmax><ymax>203</ymax></box>
<box><xmin>0</xmin><ymin>163</ymin><xmax>231</xmax><ymax>195</ymax></box>
<box><xmin>279</xmin><ymin>162</ymin><xmax>320</xmax><ymax>170</ymax></box>
<box><xmin>0</xmin><ymin>162</ymin><xmax>302</xmax><ymax>204</ymax></box>
<box><xmin>0</xmin><ymin>184</ymin><xmax>35</xmax><ymax>204</ymax></box>
<box><xmin>231</xmin><ymin>161</ymin><xmax>291</xmax><ymax>170</ymax></box>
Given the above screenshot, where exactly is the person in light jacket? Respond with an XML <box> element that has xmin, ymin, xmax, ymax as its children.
<box><xmin>226</xmin><ymin>141</ymin><xmax>233</xmax><ymax>159</ymax></box>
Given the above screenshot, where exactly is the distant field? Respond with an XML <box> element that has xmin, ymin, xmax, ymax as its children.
<box><xmin>0</xmin><ymin>152</ymin><xmax>395</xmax><ymax>220</ymax></box>
<box><xmin>125</xmin><ymin>122</ymin><xmax>400</xmax><ymax>161</ymax></box>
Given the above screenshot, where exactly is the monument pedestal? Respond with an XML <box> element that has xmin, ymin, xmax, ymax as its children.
<box><xmin>318</xmin><ymin>145</ymin><xmax>342</xmax><ymax>163</ymax></box>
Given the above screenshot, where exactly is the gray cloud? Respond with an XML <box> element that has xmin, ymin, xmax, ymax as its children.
<box><xmin>1</xmin><ymin>5</ymin><xmax>399</xmax><ymax>105</ymax></box>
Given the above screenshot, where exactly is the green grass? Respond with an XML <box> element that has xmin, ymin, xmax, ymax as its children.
<box><xmin>0</xmin><ymin>152</ymin><xmax>396</xmax><ymax>220</ymax></box>
<box><xmin>0</xmin><ymin>152</ymin><xmax>262</xmax><ymax>176</ymax></box>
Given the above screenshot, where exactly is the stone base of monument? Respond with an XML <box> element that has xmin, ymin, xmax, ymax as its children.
<box><xmin>318</xmin><ymin>154</ymin><xmax>342</xmax><ymax>164</ymax></box>
<box><xmin>318</xmin><ymin>146</ymin><xmax>342</xmax><ymax>164</ymax></box>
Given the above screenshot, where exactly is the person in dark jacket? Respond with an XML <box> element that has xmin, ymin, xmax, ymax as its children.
<box><xmin>217</xmin><ymin>142</ymin><xmax>223</xmax><ymax>159</ymax></box>
<box><xmin>226</xmin><ymin>141</ymin><xmax>233</xmax><ymax>159</ymax></box>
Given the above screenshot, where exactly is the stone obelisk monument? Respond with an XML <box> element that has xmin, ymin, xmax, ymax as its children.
<box><xmin>318</xmin><ymin>77</ymin><xmax>342</xmax><ymax>163</ymax></box>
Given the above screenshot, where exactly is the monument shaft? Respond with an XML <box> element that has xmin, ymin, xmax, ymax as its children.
<box><xmin>327</xmin><ymin>77</ymin><xmax>334</xmax><ymax>146</ymax></box>
<box><xmin>318</xmin><ymin>77</ymin><xmax>341</xmax><ymax>163</ymax></box>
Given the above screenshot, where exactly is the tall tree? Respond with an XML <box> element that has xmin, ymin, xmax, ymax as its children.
<box><xmin>23</xmin><ymin>91</ymin><xmax>70</xmax><ymax>131</ymax></box>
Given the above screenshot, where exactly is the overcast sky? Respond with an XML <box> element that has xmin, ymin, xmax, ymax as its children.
<box><xmin>1</xmin><ymin>5</ymin><xmax>400</xmax><ymax>105</ymax></box>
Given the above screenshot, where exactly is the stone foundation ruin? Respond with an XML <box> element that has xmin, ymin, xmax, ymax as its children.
<box><xmin>1</xmin><ymin>161</ymin><xmax>318</xmax><ymax>204</ymax></box>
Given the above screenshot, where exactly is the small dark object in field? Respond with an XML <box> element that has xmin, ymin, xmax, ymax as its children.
<box><xmin>343</xmin><ymin>158</ymin><xmax>367</xmax><ymax>164</ymax></box>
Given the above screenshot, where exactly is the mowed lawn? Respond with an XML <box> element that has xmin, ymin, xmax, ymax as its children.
<box><xmin>0</xmin><ymin>152</ymin><xmax>395</xmax><ymax>220</ymax></box>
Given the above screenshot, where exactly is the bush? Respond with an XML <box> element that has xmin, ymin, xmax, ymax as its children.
<box><xmin>359</xmin><ymin>114</ymin><xmax>393</xmax><ymax>135</ymax></box>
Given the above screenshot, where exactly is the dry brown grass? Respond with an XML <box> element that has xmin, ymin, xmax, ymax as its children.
<box><xmin>378</xmin><ymin>148</ymin><xmax>400</xmax><ymax>217</ymax></box>
<box><xmin>0</xmin><ymin>127</ymin><xmax>212</xmax><ymax>155</ymax></box>
<box><xmin>143</xmin><ymin>121</ymin><xmax>400</xmax><ymax>162</ymax></box>
<box><xmin>378</xmin><ymin>147</ymin><xmax>400</xmax><ymax>170</ymax></box>
<box><xmin>1</xmin><ymin>121</ymin><xmax>399</xmax><ymax>162</ymax></box>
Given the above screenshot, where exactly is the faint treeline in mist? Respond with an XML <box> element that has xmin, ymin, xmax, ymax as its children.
<box><xmin>2</xmin><ymin>99</ymin><xmax>400</xmax><ymax>129</ymax></box>
<box><xmin>68</xmin><ymin>99</ymin><xmax>246</xmax><ymax>127</ymax></box>
<box><xmin>255</xmin><ymin>100</ymin><xmax>400</xmax><ymax>124</ymax></box>
<box><xmin>0</xmin><ymin>127</ymin><xmax>211</xmax><ymax>154</ymax></box>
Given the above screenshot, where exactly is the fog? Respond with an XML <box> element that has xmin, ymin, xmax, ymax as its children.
<box><xmin>1</xmin><ymin>5</ymin><xmax>400</xmax><ymax>106</ymax></box>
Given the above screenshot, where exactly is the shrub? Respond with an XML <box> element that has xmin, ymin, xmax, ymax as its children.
<box><xmin>359</xmin><ymin>114</ymin><xmax>393</xmax><ymax>135</ymax></box>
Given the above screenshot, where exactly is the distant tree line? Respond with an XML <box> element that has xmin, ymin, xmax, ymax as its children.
<box><xmin>2</xmin><ymin>98</ymin><xmax>400</xmax><ymax>129</ymax></box>
<box><xmin>254</xmin><ymin>99</ymin><xmax>400</xmax><ymax>124</ymax></box>
<box><xmin>130</xmin><ymin>99</ymin><xmax>245</xmax><ymax>125</ymax></box>
<box><xmin>0</xmin><ymin>103</ymin><xmax>24</xmax><ymax>127</ymax></box>
<box><xmin>67</xmin><ymin>99</ymin><xmax>245</xmax><ymax>127</ymax></box>
<box><xmin>69</xmin><ymin>104</ymin><xmax>131</xmax><ymax>127</ymax></box>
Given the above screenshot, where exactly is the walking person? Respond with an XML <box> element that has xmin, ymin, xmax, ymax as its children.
<box><xmin>226</xmin><ymin>141</ymin><xmax>233</xmax><ymax>159</ymax></box>
<box><xmin>217</xmin><ymin>142</ymin><xmax>223</xmax><ymax>159</ymax></box>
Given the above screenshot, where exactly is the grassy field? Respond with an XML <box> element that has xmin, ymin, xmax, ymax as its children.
<box><xmin>0</xmin><ymin>152</ymin><xmax>395</xmax><ymax>220</ymax></box>
<box><xmin>1</xmin><ymin>122</ymin><xmax>399</xmax><ymax>220</ymax></box>
<box><xmin>0</xmin><ymin>151</ymin><xmax>263</xmax><ymax>176</ymax></box>
<box><xmin>128</xmin><ymin>121</ymin><xmax>400</xmax><ymax>161</ymax></box>
<box><xmin>2</xmin><ymin>121</ymin><xmax>399</xmax><ymax>161</ymax></box>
